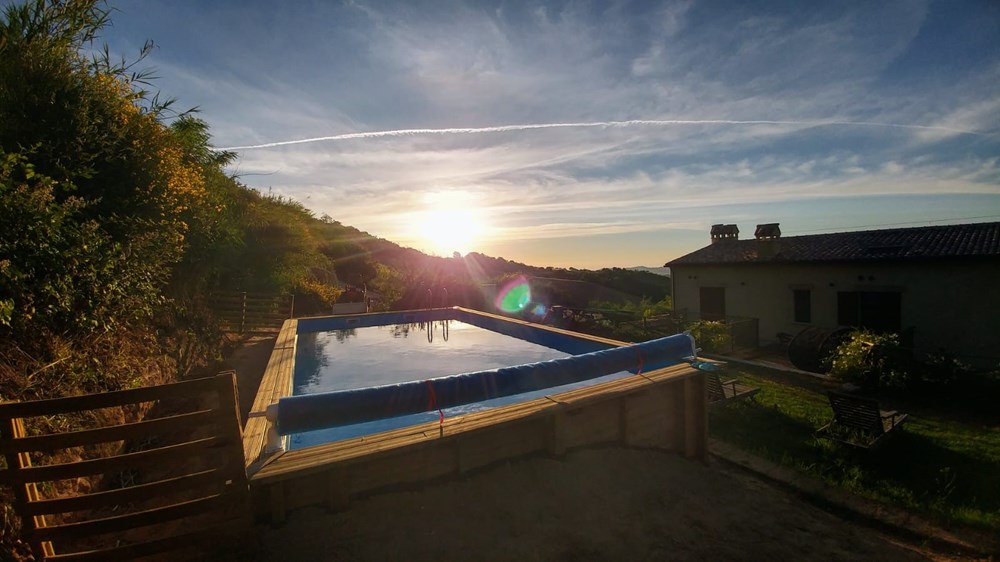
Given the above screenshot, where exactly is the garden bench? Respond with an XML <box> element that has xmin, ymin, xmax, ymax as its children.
<box><xmin>704</xmin><ymin>371</ymin><xmax>760</xmax><ymax>405</ymax></box>
<box><xmin>817</xmin><ymin>391</ymin><xmax>908</xmax><ymax>450</ymax></box>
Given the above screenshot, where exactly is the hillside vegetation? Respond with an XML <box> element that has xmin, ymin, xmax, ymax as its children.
<box><xmin>0</xmin><ymin>0</ymin><xmax>669</xmax><ymax>404</ymax></box>
<box><xmin>0</xmin><ymin>3</ymin><xmax>649</xmax><ymax>556</ymax></box>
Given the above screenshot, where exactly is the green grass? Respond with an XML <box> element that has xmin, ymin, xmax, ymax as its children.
<box><xmin>709</xmin><ymin>365</ymin><xmax>1000</xmax><ymax>530</ymax></box>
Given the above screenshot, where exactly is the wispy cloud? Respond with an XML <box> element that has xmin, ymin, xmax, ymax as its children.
<box><xmin>220</xmin><ymin>118</ymin><xmax>990</xmax><ymax>151</ymax></box>
<box><xmin>102</xmin><ymin>0</ymin><xmax>1000</xmax><ymax>267</ymax></box>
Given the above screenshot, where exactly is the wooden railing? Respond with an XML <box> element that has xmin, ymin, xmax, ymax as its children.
<box><xmin>0</xmin><ymin>372</ymin><xmax>249</xmax><ymax>561</ymax></box>
<box><xmin>209</xmin><ymin>292</ymin><xmax>294</xmax><ymax>334</ymax></box>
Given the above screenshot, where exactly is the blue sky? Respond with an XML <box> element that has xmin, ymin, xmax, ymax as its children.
<box><xmin>101</xmin><ymin>0</ymin><xmax>1000</xmax><ymax>268</ymax></box>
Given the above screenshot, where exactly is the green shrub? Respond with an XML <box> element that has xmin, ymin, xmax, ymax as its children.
<box><xmin>686</xmin><ymin>320</ymin><xmax>731</xmax><ymax>353</ymax></box>
<box><xmin>920</xmin><ymin>349</ymin><xmax>971</xmax><ymax>388</ymax></box>
<box><xmin>827</xmin><ymin>330</ymin><xmax>912</xmax><ymax>389</ymax></box>
<box><xmin>0</xmin><ymin>151</ymin><xmax>164</xmax><ymax>340</ymax></box>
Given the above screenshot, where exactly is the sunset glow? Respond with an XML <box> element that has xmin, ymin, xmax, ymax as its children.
<box><xmin>411</xmin><ymin>193</ymin><xmax>488</xmax><ymax>256</ymax></box>
<box><xmin>104</xmin><ymin>1</ymin><xmax>1000</xmax><ymax>267</ymax></box>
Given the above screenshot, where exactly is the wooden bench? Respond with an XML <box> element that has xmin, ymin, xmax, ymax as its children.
<box><xmin>817</xmin><ymin>391</ymin><xmax>908</xmax><ymax>450</ymax></box>
<box><xmin>0</xmin><ymin>372</ymin><xmax>250</xmax><ymax>560</ymax></box>
<box><xmin>705</xmin><ymin>371</ymin><xmax>760</xmax><ymax>406</ymax></box>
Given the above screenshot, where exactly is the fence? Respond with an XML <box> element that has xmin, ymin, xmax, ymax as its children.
<box><xmin>682</xmin><ymin>310</ymin><xmax>759</xmax><ymax>354</ymax></box>
<box><xmin>0</xmin><ymin>372</ymin><xmax>249</xmax><ymax>560</ymax></box>
<box><xmin>598</xmin><ymin>308</ymin><xmax>759</xmax><ymax>354</ymax></box>
<box><xmin>209</xmin><ymin>292</ymin><xmax>294</xmax><ymax>334</ymax></box>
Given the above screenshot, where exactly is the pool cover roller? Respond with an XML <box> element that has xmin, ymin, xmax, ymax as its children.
<box><xmin>273</xmin><ymin>332</ymin><xmax>697</xmax><ymax>436</ymax></box>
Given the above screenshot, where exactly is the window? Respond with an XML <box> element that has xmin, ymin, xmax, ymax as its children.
<box><xmin>837</xmin><ymin>291</ymin><xmax>901</xmax><ymax>332</ymax></box>
<box><xmin>793</xmin><ymin>289</ymin><xmax>811</xmax><ymax>323</ymax></box>
<box><xmin>699</xmin><ymin>287</ymin><xmax>726</xmax><ymax>321</ymax></box>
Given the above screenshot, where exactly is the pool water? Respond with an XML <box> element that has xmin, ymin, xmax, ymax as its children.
<box><xmin>293</xmin><ymin>320</ymin><xmax>572</xmax><ymax>395</ymax></box>
<box><xmin>288</xmin><ymin>319</ymin><xmax>630</xmax><ymax>449</ymax></box>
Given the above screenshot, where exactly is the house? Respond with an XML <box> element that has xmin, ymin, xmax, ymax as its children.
<box><xmin>665</xmin><ymin>221</ymin><xmax>1000</xmax><ymax>367</ymax></box>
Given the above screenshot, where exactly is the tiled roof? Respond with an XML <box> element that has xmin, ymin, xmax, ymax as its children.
<box><xmin>666</xmin><ymin>222</ymin><xmax>1000</xmax><ymax>266</ymax></box>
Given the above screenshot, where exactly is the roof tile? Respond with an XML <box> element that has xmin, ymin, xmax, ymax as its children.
<box><xmin>666</xmin><ymin>222</ymin><xmax>1000</xmax><ymax>266</ymax></box>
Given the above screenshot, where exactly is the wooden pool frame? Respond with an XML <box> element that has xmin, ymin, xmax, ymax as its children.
<box><xmin>243</xmin><ymin>307</ymin><xmax>707</xmax><ymax>522</ymax></box>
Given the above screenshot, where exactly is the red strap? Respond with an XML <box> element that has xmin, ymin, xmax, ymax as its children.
<box><xmin>425</xmin><ymin>380</ymin><xmax>445</xmax><ymax>424</ymax></box>
<box><xmin>635</xmin><ymin>348</ymin><xmax>644</xmax><ymax>376</ymax></box>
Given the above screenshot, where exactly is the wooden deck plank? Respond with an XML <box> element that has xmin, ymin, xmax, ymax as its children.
<box><xmin>44</xmin><ymin>518</ymin><xmax>245</xmax><ymax>562</ymax></box>
<box><xmin>5</xmin><ymin>437</ymin><xmax>229</xmax><ymax>484</ymax></box>
<box><xmin>2</xmin><ymin>372</ymin><xmax>250</xmax><ymax>560</ymax></box>
<box><xmin>0</xmin><ymin>376</ymin><xmax>223</xmax><ymax>419</ymax></box>
<box><xmin>253</xmin><ymin>364</ymin><xmax>700</xmax><ymax>483</ymax></box>
<box><xmin>243</xmin><ymin>321</ymin><xmax>296</xmax><ymax>468</ymax></box>
<box><xmin>261</xmin><ymin>361</ymin><xmax>698</xmax><ymax>466</ymax></box>
<box><xmin>244</xmin><ymin>309</ymin><xmax>705</xmax><ymax>519</ymax></box>
<box><xmin>458</xmin><ymin>307</ymin><xmax>628</xmax><ymax>349</ymax></box>
<box><xmin>21</xmin><ymin>469</ymin><xmax>224</xmax><ymax>516</ymax></box>
<box><xmin>245</xmin><ymin>310</ymin><xmax>694</xmax><ymax>475</ymax></box>
<box><xmin>1</xmin><ymin>410</ymin><xmax>218</xmax><ymax>453</ymax></box>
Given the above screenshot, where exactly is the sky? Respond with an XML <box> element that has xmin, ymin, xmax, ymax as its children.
<box><xmin>100</xmin><ymin>0</ymin><xmax>1000</xmax><ymax>269</ymax></box>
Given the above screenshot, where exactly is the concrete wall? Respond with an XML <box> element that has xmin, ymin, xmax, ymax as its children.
<box><xmin>672</xmin><ymin>260</ymin><xmax>1000</xmax><ymax>366</ymax></box>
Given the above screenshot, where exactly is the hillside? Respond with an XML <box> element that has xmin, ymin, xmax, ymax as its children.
<box><xmin>307</xmin><ymin>217</ymin><xmax>671</xmax><ymax>311</ymax></box>
<box><xmin>0</xmin><ymin>0</ymin><xmax>670</xmax><ymax>407</ymax></box>
<box><xmin>0</xmin><ymin>5</ymin><xmax>669</xmax><ymax>556</ymax></box>
<box><xmin>628</xmin><ymin>266</ymin><xmax>671</xmax><ymax>277</ymax></box>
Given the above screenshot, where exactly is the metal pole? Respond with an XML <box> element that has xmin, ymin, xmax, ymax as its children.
<box><xmin>240</xmin><ymin>292</ymin><xmax>247</xmax><ymax>334</ymax></box>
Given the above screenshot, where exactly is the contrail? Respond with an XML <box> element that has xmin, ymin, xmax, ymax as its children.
<box><xmin>220</xmin><ymin>119</ymin><xmax>987</xmax><ymax>151</ymax></box>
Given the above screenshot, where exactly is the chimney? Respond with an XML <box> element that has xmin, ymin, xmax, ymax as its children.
<box><xmin>710</xmin><ymin>224</ymin><xmax>739</xmax><ymax>244</ymax></box>
<box><xmin>754</xmin><ymin>223</ymin><xmax>781</xmax><ymax>239</ymax></box>
<box><xmin>755</xmin><ymin>223</ymin><xmax>781</xmax><ymax>258</ymax></box>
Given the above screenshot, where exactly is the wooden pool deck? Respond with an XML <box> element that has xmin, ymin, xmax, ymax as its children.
<box><xmin>243</xmin><ymin>319</ymin><xmax>297</xmax><ymax>470</ymax></box>
<box><xmin>242</xmin><ymin>309</ymin><xmax>707</xmax><ymax>522</ymax></box>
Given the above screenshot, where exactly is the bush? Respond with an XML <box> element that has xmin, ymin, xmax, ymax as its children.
<box><xmin>686</xmin><ymin>320</ymin><xmax>731</xmax><ymax>353</ymax></box>
<box><xmin>0</xmin><ymin>151</ymin><xmax>164</xmax><ymax>341</ymax></box>
<box><xmin>920</xmin><ymin>349</ymin><xmax>972</xmax><ymax>388</ymax></box>
<box><xmin>827</xmin><ymin>330</ymin><xmax>912</xmax><ymax>389</ymax></box>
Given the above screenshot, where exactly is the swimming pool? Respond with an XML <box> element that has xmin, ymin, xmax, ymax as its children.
<box><xmin>273</xmin><ymin>308</ymin><xmax>693</xmax><ymax>451</ymax></box>
<box><xmin>289</xmin><ymin>319</ymin><xmax>582</xmax><ymax>448</ymax></box>
<box><xmin>289</xmin><ymin>316</ymin><xmax>684</xmax><ymax>448</ymax></box>
<box><xmin>243</xmin><ymin>308</ymin><xmax>708</xmax><ymax>522</ymax></box>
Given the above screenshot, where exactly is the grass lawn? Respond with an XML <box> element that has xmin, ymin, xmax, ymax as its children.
<box><xmin>708</xmin><ymin>364</ymin><xmax>1000</xmax><ymax>531</ymax></box>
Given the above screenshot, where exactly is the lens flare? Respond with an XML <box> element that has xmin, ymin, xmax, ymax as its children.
<box><xmin>495</xmin><ymin>276</ymin><xmax>531</xmax><ymax>312</ymax></box>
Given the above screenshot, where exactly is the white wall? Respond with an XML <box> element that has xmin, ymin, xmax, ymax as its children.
<box><xmin>672</xmin><ymin>261</ymin><xmax>1000</xmax><ymax>366</ymax></box>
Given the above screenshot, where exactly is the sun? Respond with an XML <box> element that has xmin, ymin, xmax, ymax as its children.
<box><xmin>415</xmin><ymin>206</ymin><xmax>484</xmax><ymax>255</ymax></box>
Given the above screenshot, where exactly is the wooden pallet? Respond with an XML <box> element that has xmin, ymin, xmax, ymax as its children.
<box><xmin>0</xmin><ymin>372</ymin><xmax>250</xmax><ymax>561</ymax></box>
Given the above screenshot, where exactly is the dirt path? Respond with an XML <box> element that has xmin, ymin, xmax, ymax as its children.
<box><xmin>221</xmin><ymin>335</ymin><xmax>278</xmax><ymax>424</ymax></box>
<box><xmin>258</xmin><ymin>448</ymin><xmax>935</xmax><ymax>561</ymax></box>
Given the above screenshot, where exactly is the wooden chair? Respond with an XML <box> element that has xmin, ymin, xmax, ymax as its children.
<box><xmin>704</xmin><ymin>370</ymin><xmax>760</xmax><ymax>405</ymax></box>
<box><xmin>817</xmin><ymin>391</ymin><xmax>908</xmax><ymax>450</ymax></box>
<box><xmin>0</xmin><ymin>372</ymin><xmax>250</xmax><ymax>561</ymax></box>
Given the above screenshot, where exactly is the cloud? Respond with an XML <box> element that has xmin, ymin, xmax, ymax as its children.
<box><xmin>107</xmin><ymin>0</ymin><xmax>1000</xmax><ymax>266</ymax></box>
<box><xmin>219</xmin><ymin>118</ymin><xmax>989</xmax><ymax>151</ymax></box>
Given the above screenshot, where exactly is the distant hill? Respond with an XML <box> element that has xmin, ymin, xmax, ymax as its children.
<box><xmin>628</xmin><ymin>266</ymin><xmax>671</xmax><ymax>277</ymax></box>
<box><xmin>306</xmin><ymin>218</ymin><xmax>671</xmax><ymax>308</ymax></box>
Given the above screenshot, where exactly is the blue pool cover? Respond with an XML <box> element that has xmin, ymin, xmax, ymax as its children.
<box><xmin>275</xmin><ymin>332</ymin><xmax>696</xmax><ymax>436</ymax></box>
